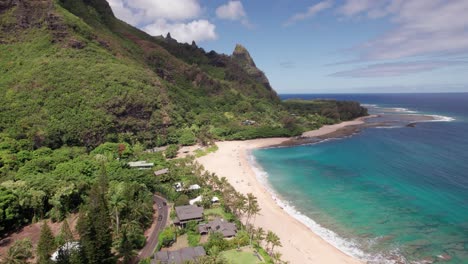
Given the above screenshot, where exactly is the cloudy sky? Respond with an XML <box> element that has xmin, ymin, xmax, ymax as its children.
<box><xmin>108</xmin><ymin>0</ymin><xmax>468</xmax><ymax>93</ymax></box>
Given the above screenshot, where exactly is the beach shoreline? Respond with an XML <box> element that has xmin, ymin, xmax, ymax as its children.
<box><xmin>196</xmin><ymin>118</ymin><xmax>374</xmax><ymax>264</ymax></box>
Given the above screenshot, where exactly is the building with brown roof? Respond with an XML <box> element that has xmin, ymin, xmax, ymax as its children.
<box><xmin>173</xmin><ymin>205</ymin><xmax>204</xmax><ymax>226</ymax></box>
<box><xmin>198</xmin><ymin>218</ymin><xmax>237</xmax><ymax>238</ymax></box>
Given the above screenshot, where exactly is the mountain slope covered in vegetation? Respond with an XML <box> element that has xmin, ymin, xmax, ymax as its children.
<box><xmin>0</xmin><ymin>0</ymin><xmax>366</xmax><ymax>151</ymax></box>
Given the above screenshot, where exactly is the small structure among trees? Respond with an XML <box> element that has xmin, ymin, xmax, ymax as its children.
<box><xmin>128</xmin><ymin>161</ymin><xmax>154</xmax><ymax>169</ymax></box>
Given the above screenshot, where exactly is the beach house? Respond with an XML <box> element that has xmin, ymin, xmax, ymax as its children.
<box><xmin>198</xmin><ymin>218</ymin><xmax>237</xmax><ymax>238</ymax></box>
<box><xmin>173</xmin><ymin>205</ymin><xmax>204</xmax><ymax>226</ymax></box>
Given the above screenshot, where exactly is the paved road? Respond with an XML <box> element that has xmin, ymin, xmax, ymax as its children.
<box><xmin>136</xmin><ymin>194</ymin><xmax>168</xmax><ymax>262</ymax></box>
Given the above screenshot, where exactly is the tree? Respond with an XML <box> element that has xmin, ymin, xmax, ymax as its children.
<box><xmin>118</xmin><ymin>229</ymin><xmax>135</xmax><ymax>264</ymax></box>
<box><xmin>266</xmin><ymin>231</ymin><xmax>282</xmax><ymax>255</ymax></box>
<box><xmin>36</xmin><ymin>221</ymin><xmax>56</xmax><ymax>264</ymax></box>
<box><xmin>54</xmin><ymin>219</ymin><xmax>79</xmax><ymax>264</ymax></box>
<box><xmin>245</xmin><ymin>193</ymin><xmax>260</xmax><ymax>227</ymax></box>
<box><xmin>77</xmin><ymin>167</ymin><xmax>114</xmax><ymax>264</ymax></box>
<box><xmin>164</xmin><ymin>145</ymin><xmax>179</xmax><ymax>159</ymax></box>
<box><xmin>2</xmin><ymin>239</ymin><xmax>32</xmax><ymax>264</ymax></box>
<box><xmin>272</xmin><ymin>251</ymin><xmax>283</xmax><ymax>264</ymax></box>
<box><xmin>56</xmin><ymin>219</ymin><xmax>74</xmax><ymax>246</ymax></box>
<box><xmin>254</xmin><ymin>227</ymin><xmax>265</xmax><ymax>246</ymax></box>
<box><xmin>231</xmin><ymin>193</ymin><xmax>246</xmax><ymax>220</ymax></box>
<box><xmin>174</xmin><ymin>194</ymin><xmax>189</xmax><ymax>206</ymax></box>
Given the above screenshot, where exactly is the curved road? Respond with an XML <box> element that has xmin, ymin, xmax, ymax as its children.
<box><xmin>136</xmin><ymin>194</ymin><xmax>168</xmax><ymax>262</ymax></box>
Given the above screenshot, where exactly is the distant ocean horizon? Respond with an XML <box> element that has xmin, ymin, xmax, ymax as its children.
<box><xmin>252</xmin><ymin>93</ymin><xmax>468</xmax><ymax>263</ymax></box>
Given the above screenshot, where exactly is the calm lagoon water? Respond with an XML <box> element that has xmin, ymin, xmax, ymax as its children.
<box><xmin>253</xmin><ymin>93</ymin><xmax>468</xmax><ymax>263</ymax></box>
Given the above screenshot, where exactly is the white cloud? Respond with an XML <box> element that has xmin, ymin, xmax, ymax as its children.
<box><xmin>216</xmin><ymin>1</ymin><xmax>246</xmax><ymax>20</ymax></box>
<box><xmin>144</xmin><ymin>19</ymin><xmax>217</xmax><ymax>43</ymax></box>
<box><xmin>108</xmin><ymin>0</ymin><xmax>218</xmax><ymax>43</ymax></box>
<box><xmin>215</xmin><ymin>1</ymin><xmax>251</xmax><ymax>27</ymax></box>
<box><xmin>109</xmin><ymin>0</ymin><xmax>202</xmax><ymax>23</ymax></box>
<box><xmin>357</xmin><ymin>0</ymin><xmax>468</xmax><ymax>60</ymax></box>
<box><xmin>331</xmin><ymin>61</ymin><xmax>468</xmax><ymax>78</ymax></box>
<box><xmin>284</xmin><ymin>0</ymin><xmax>334</xmax><ymax>26</ymax></box>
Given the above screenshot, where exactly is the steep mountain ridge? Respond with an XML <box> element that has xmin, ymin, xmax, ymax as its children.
<box><xmin>0</xmin><ymin>0</ymin><xmax>287</xmax><ymax>149</ymax></box>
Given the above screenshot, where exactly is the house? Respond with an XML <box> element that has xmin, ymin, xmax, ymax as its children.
<box><xmin>128</xmin><ymin>161</ymin><xmax>154</xmax><ymax>169</ymax></box>
<box><xmin>189</xmin><ymin>195</ymin><xmax>202</xmax><ymax>205</ymax></box>
<box><xmin>154</xmin><ymin>168</ymin><xmax>169</xmax><ymax>176</ymax></box>
<box><xmin>173</xmin><ymin>205</ymin><xmax>204</xmax><ymax>226</ymax></box>
<box><xmin>198</xmin><ymin>218</ymin><xmax>237</xmax><ymax>238</ymax></box>
<box><xmin>152</xmin><ymin>246</ymin><xmax>206</xmax><ymax>264</ymax></box>
<box><xmin>50</xmin><ymin>242</ymin><xmax>80</xmax><ymax>262</ymax></box>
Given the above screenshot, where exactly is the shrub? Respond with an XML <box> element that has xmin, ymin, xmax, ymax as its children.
<box><xmin>165</xmin><ymin>145</ymin><xmax>179</xmax><ymax>159</ymax></box>
<box><xmin>158</xmin><ymin>227</ymin><xmax>176</xmax><ymax>249</ymax></box>
<box><xmin>174</xmin><ymin>194</ymin><xmax>189</xmax><ymax>206</ymax></box>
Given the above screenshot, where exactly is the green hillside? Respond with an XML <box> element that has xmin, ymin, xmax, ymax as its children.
<box><xmin>0</xmin><ymin>0</ymin><xmax>367</xmax><ymax>151</ymax></box>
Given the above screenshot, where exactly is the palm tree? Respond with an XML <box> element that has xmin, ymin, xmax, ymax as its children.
<box><xmin>232</xmin><ymin>193</ymin><xmax>247</xmax><ymax>220</ymax></box>
<box><xmin>266</xmin><ymin>230</ymin><xmax>281</xmax><ymax>254</ymax></box>
<box><xmin>254</xmin><ymin>227</ymin><xmax>266</xmax><ymax>246</ymax></box>
<box><xmin>109</xmin><ymin>191</ymin><xmax>126</xmax><ymax>235</ymax></box>
<box><xmin>245</xmin><ymin>193</ymin><xmax>260</xmax><ymax>227</ymax></box>
<box><xmin>218</xmin><ymin>177</ymin><xmax>229</xmax><ymax>193</ymax></box>
<box><xmin>269</xmin><ymin>232</ymin><xmax>282</xmax><ymax>255</ymax></box>
<box><xmin>272</xmin><ymin>251</ymin><xmax>283</xmax><ymax>264</ymax></box>
<box><xmin>2</xmin><ymin>239</ymin><xmax>32</xmax><ymax>264</ymax></box>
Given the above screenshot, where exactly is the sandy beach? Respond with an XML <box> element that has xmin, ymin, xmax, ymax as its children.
<box><xmin>196</xmin><ymin>119</ymin><xmax>369</xmax><ymax>264</ymax></box>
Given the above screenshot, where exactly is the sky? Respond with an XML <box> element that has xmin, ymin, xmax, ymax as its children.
<box><xmin>107</xmin><ymin>0</ymin><xmax>468</xmax><ymax>93</ymax></box>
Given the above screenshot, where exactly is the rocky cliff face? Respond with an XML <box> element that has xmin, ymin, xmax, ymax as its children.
<box><xmin>231</xmin><ymin>44</ymin><xmax>272</xmax><ymax>90</ymax></box>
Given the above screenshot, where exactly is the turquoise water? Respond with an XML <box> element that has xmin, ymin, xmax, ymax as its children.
<box><xmin>253</xmin><ymin>94</ymin><xmax>468</xmax><ymax>263</ymax></box>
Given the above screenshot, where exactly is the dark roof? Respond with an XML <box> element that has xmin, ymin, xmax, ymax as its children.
<box><xmin>153</xmin><ymin>246</ymin><xmax>206</xmax><ymax>264</ymax></box>
<box><xmin>198</xmin><ymin>218</ymin><xmax>237</xmax><ymax>237</ymax></box>
<box><xmin>154</xmin><ymin>168</ymin><xmax>169</xmax><ymax>176</ymax></box>
<box><xmin>174</xmin><ymin>205</ymin><xmax>203</xmax><ymax>222</ymax></box>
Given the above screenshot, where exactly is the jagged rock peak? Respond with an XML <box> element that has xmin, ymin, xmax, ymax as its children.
<box><xmin>232</xmin><ymin>44</ymin><xmax>256</xmax><ymax>67</ymax></box>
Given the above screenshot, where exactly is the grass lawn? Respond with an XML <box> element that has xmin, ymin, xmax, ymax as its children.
<box><xmin>221</xmin><ymin>247</ymin><xmax>263</xmax><ymax>264</ymax></box>
<box><xmin>204</xmin><ymin>207</ymin><xmax>233</xmax><ymax>221</ymax></box>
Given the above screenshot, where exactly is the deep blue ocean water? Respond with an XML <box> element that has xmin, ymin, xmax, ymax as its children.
<box><xmin>253</xmin><ymin>93</ymin><xmax>468</xmax><ymax>263</ymax></box>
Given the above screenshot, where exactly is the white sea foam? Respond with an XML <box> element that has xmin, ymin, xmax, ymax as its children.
<box><xmin>426</xmin><ymin>115</ymin><xmax>456</xmax><ymax>122</ymax></box>
<box><xmin>247</xmin><ymin>152</ymin><xmax>402</xmax><ymax>264</ymax></box>
<box><xmin>367</xmin><ymin>104</ymin><xmax>455</xmax><ymax>123</ymax></box>
<box><xmin>362</xmin><ymin>104</ymin><xmax>378</xmax><ymax>107</ymax></box>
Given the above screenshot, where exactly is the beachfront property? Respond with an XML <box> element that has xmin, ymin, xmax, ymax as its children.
<box><xmin>128</xmin><ymin>160</ymin><xmax>154</xmax><ymax>169</ymax></box>
<box><xmin>154</xmin><ymin>168</ymin><xmax>169</xmax><ymax>176</ymax></box>
<box><xmin>173</xmin><ymin>205</ymin><xmax>204</xmax><ymax>226</ymax></box>
<box><xmin>198</xmin><ymin>218</ymin><xmax>237</xmax><ymax>238</ymax></box>
<box><xmin>152</xmin><ymin>246</ymin><xmax>206</xmax><ymax>264</ymax></box>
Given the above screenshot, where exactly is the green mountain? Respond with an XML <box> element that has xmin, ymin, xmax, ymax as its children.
<box><xmin>0</xmin><ymin>0</ymin><xmax>366</xmax><ymax>150</ymax></box>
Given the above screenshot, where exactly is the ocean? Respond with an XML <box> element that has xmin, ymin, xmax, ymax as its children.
<box><xmin>252</xmin><ymin>93</ymin><xmax>468</xmax><ymax>263</ymax></box>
